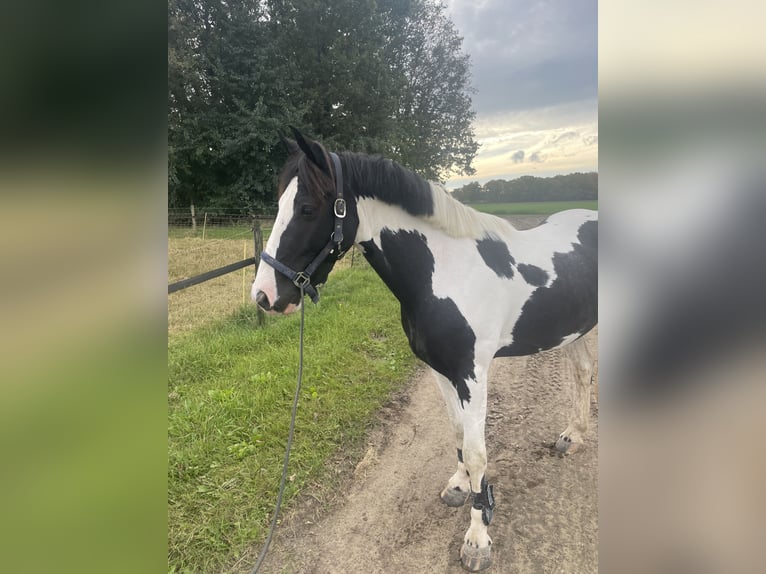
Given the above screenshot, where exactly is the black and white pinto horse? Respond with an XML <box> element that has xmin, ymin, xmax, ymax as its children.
<box><xmin>253</xmin><ymin>131</ymin><xmax>597</xmax><ymax>572</ymax></box>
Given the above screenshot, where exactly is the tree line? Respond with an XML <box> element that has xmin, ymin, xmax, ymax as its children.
<box><xmin>169</xmin><ymin>0</ymin><xmax>478</xmax><ymax>212</ymax></box>
<box><xmin>451</xmin><ymin>172</ymin><xmax>598</xmax><ymax>203</ymax></box>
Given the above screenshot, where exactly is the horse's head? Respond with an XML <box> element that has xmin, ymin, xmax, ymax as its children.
<box><xmin>252</xmin><ymin>130</ymin><xmax>357</xmax><ymax>314</ymax></box>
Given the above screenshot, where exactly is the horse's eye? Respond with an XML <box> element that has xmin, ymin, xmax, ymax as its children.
<box><xmin>300</xmin><ymin>205</ymin><xmax>315</xmax><ymax>218</ymax></box>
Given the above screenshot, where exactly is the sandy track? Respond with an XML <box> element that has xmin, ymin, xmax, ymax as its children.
<box><xmin>248</xmin><ymin>330</ymin><xmax>598</xmax><ymax>574</ymax></box>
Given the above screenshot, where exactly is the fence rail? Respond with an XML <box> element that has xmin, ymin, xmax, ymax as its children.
<box><xmin>168</xmin><ymin>223</ymin><xmax>264</xmax><ymax>296</ymax></box>
<box><xmin>168</xmin><ymin>257</ymin><xmax>257</xmax><ymax>294</ymax></box>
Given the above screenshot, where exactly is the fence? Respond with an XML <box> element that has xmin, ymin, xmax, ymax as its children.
<box><xmin>168</xmin><ymin>225</ymin><xmax>264</xmax><ymax>294</ymax></box>
<box><xmin>169</xmin><ymin>208</ymin><xmax>277</xmax><ymax>238</ymax></box>
<box><xmin>167</xmin><ymin>211</ymin><xmax>360</xmax><ymax>336</ymax></box>
<box><xmin>168</xmin><ymin>215</ymin><xmax>275</xmax><ymax>336</ymax></box>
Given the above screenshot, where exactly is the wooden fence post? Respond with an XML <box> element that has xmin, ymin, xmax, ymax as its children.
<box><xmin>242</xmin><ymin>241</ymin><xmax>247</xmax><ymax>305</ymax></box>
<box><xmin>253</xmin><ymin>220</ymin><xmax>265</xmax><ymax>325</ymax></box>
<box><xmin>190</xmin><ymin>203</ymin><xmax>197</xmax><ymax>234</ymax></box>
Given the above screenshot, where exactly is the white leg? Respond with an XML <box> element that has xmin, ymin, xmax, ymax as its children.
<box><xmin>458</xmin><ymin>364</ymin><xmax>494</xmax><ymax>572</ymax></box>
<box><xmin>555</xmin><ymin>336</ymin><xmax>595</xmax><ymax>453</ymax></box>
<box><xmin>432</xmin><ymin>370</ymin><xmax>471</xmax><ymax>506</ymax></box>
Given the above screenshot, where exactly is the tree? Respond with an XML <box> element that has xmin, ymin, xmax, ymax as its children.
<box><xmin>452</xmin><ymin>181</ymin><xmax>482</xmax><ymax>202</ymax></box>
<box><xmin>452</xmin><ymin>173</ymin><xmax>599</xmax><ymax>203</ymax></box>
<box><xmin>169</xmin><ymin>0</ymin><xmax>306</xmax><ymax>212</ymax></box>
<box><xmin>268</xmin><ymin>0</ymin><xmax>400</xmax><ymax>153</ymax></box>
<box><xmin>382</xmin><ymin>0</ymin><xmax>478</xmax><ymax>180</ymax></box>
<box><xmin>168</xmin><ymin>0</ymin><xmax>479</xmax><ymax>211</ymax></box>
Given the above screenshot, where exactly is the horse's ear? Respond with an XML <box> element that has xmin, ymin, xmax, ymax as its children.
<box><xmin>290</xmin><ymin>126</ymin><xmax>332</xmax><ymax>176</ymax></box>
<box><xmin>279</xmin><ymin>133</ymin><xmax>299</xmax><ymax>155</ymax></box>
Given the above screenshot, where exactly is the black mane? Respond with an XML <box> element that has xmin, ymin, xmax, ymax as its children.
<box><xmin>278</xmin><ymin>145</ymin><xmax>435</xmax><ymax>218</ymax></box>
<box><xmin>339</xmin><ymin>152</ymin><xmax>435</xmax><ymax>217</ymax></box>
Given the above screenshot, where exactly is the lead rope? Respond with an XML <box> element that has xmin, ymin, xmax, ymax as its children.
<box><xmin>249</xmin><ymin>285</ymin><xmax>305</xmax><ymax>574</ymax></box>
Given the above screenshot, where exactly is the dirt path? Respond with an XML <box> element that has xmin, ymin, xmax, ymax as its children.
<box><xmin>247</xmin><ymin>330</ymin><xmax>598</xmax><ymax>574</ymax></box>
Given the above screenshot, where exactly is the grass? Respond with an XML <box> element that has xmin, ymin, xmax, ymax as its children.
<box><xmin>465</xmin><ymin>200</ymin><xmax>598</xmax><ymax>215</ymax></box>
<box><xmin>168</xmin><ymin>261</ymin><xmax>418</xmax><ymax>573</ymax></box>
<box><xmin>168</xmin><ymin>235</ymin><xmax>262</xmax><ymax>336</ymax></box>
<box><xmin>168</xmin><ymin>233</ymin><xmax>359</xmax><ymax>337</ymax></box>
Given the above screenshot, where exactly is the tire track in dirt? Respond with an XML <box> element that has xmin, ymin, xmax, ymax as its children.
<box><xmin>243</xmin><ymin>330</ymin><xmax>598</xmax><ymax>574</ymax></box>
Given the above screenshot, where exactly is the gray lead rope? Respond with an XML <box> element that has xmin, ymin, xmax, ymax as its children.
<box><xmin>249</xmin><ymin>152</ymin><xmax>344</xmax><ymax>572</ymax></box>
<box><xmin>249</xmin><ymin>286</ymin><xmax>305</xmax><ymax>574</ymax></box>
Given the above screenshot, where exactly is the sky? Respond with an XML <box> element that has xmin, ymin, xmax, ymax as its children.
<box><xmin>442</xmin><ymin>0</ymin><xmax>598</xmax><ymax>189</ymax></box>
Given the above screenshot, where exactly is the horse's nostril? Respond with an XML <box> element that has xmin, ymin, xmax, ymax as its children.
<box><xmin>255</xmin><ymin>291</ymin><xmax>271</xmax><ymax>311</ymax></box>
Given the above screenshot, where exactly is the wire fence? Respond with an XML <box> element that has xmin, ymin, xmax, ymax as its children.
<box><xmin>169</xmin><ymin>207</ymin><xmax>275</xmax><ymax>237</ymax></box>
<box><xmin>168</xmin><ymin>213</ymin><xmax>275</xmax><ymax>337</ymax></box>
<box><xmin>169</xmin><ymin>206</ymin><xmax>275</xmax><ymax>224</ymax></box>
<box><xmin>167</xmin><ymin>211</ymin><xmax>364</xmax><ymax>338</ymax></box>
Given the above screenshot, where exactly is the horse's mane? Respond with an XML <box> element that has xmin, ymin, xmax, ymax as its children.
<box><xmin>341</xmin><ymin>152</ymin><xmax>515</xmax><ymax>240</ymax></box>
<box><xmin>279</xmin><ymin>145</ymin><xmax>515</xmax><ymax>239</ymax></box>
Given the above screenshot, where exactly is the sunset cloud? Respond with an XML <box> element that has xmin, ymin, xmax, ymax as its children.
<box><xmin>446</xmin><ymin>99</ymin><xmax>598</xmax><ymax>188</ymax></box>
<box><xmin>443</xmin><ymin>0</ymin><xmax>598</xmax><ymax>188</ymax></box>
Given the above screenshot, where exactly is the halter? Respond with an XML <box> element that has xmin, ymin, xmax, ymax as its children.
<box><xmin>260</xmin><ymin>152</ymin><xmax>347</xmax><ymax>304</ymax></box>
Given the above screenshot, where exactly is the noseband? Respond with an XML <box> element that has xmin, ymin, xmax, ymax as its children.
<box><xmin>260</xmin><ymin>152</ymin><xmax>348</xmax><ymax>304</ymax></box>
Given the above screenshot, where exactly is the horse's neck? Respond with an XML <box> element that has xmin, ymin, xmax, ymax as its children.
<box><xmin>353</xmin><ymin>196</ymin><xmax>421</xmax><ymax>245</ymax></box>
<box><xmin>353</xmin><ymin>196</ymin><xmax>443</xmax><ymax>305</ymax></box>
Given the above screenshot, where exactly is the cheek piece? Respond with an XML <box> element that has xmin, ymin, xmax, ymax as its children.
<box><xmin>260</xmin><ymin>152</ymin><xmax>347</xmax><ymax>305</ymax></box>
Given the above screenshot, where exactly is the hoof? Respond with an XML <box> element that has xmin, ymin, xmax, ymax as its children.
<box><xmin>554</xmin><ymin>434</ymin><xmax>572</xmax><ymax>453</ymax></box>
<box><xmin>441</xmin><ymin>486</ymin><xmax>470</xmax><ymax>507</ymax></box>
<box><xmin>554</xmin><ymin>434</ymin><xmax>581</xmax><ymax>454</ymax></box>
<box><xmin>460</xmin><ymin>542</ymin><xmax>492</xmax><ymax>572</ymax></box>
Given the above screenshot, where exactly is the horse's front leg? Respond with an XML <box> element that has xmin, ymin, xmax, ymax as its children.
<box><xmin>432</xmin><ymin>370</ymin><xmax>471</xmax><ymax>507</ymax></box>
<box><xmin>458</xmin><ymin>368</ymin><xmax>494</xmax><ymax>572</ymax></box>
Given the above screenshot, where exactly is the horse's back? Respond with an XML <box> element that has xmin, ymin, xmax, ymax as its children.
<box><xmin>495</xmin><ymin>209</ymin><xmax>597</xmax><ymax>357</ymax></box>
<box><xmin>533</xmin><ymin>208</ymin><xmax>597</xmax><ymax>244</ymax></box>
<box><xmin>542</xmin><ymin>208</ymin><xmax>597</xmax><ymax>224</ymax></box>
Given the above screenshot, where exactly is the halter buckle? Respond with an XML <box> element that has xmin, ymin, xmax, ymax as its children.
<box><xmin>293</xmin><ymin>272</ymin><xmax>311</xmax><ymax>289</ymax></box>
<box><xmin>334</xmin><ymin>198</ymin><xmax>347</xmax><ymax>218</ymax></box>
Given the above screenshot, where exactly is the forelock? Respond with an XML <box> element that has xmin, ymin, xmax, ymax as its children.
<box><xmin>277</xmin><ymin>150</ymin><xmax>335</xmax><ymax>201</ymax></box>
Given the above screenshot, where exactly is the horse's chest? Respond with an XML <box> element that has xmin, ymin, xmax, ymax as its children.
<box><xmin>399</xmin><ymin>301</ymin><xmax>477</xmax><ymax>404</ymax></box>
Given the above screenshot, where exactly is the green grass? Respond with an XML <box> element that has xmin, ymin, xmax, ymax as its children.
<box><xmin>168</xmin><ymin>262</ymin><xmax>417</xmax><ymax>573</ymax></box>
<box><xmin>465</xmin><ymin>200</ymin><xmax>598</xmax><ymax>215</ymax></box>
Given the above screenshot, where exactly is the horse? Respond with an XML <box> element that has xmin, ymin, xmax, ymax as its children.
<box><xmin>252</xmin><ymin>130</ymin><xmax>597</xmax><ymax>572</ymax></box>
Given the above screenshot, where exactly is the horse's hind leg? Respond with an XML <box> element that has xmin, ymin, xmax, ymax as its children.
<box><xmin>555</xmin><ymin>335</ymin><xmax>596</xmax><ymax>454</ymax></box>
<box><xmin>432</xmin><ymin>370</ymin><xmax>471</xmax><ymax>507</ymax></box>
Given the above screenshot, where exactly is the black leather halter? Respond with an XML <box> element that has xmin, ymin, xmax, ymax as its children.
<box><xmin>260</xmin><ymin>152</ymin><xmax>348</xmax><ymax>304</ymax></box>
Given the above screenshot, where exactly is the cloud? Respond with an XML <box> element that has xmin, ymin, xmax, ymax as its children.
<box><xmin>473</xmin><ymin>99</ymin><xmax>598</xmax><ymax>140</ymax></box>
<box><xmin>438</xmin><ymin>0</ymin><xmax>599</xmax><ymax>189</ymax></box>
<box><xmin>553</xmin><ymin>131</ymin><xmax>580</xmax><ymax>144</ymax></box>
<box><xmin>445</xmin><ymin>102</ymin><xmax>598</xmax><ymax>187</ymax></box>
<box><xmin>445</xmin><ymin>0</ymin><xmax>597</xmax><ymax>115</ymax></box>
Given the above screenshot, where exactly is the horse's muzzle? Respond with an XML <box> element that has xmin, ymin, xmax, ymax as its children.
<box><xmin>254</xmin><ymin>289</ymin><xmax>300</xmax><ymax>315</ymax></box>
<box><xmin>255</xmin><ymin>290</ymin><xmax>271</xmax><ymax>311</ymax></box>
